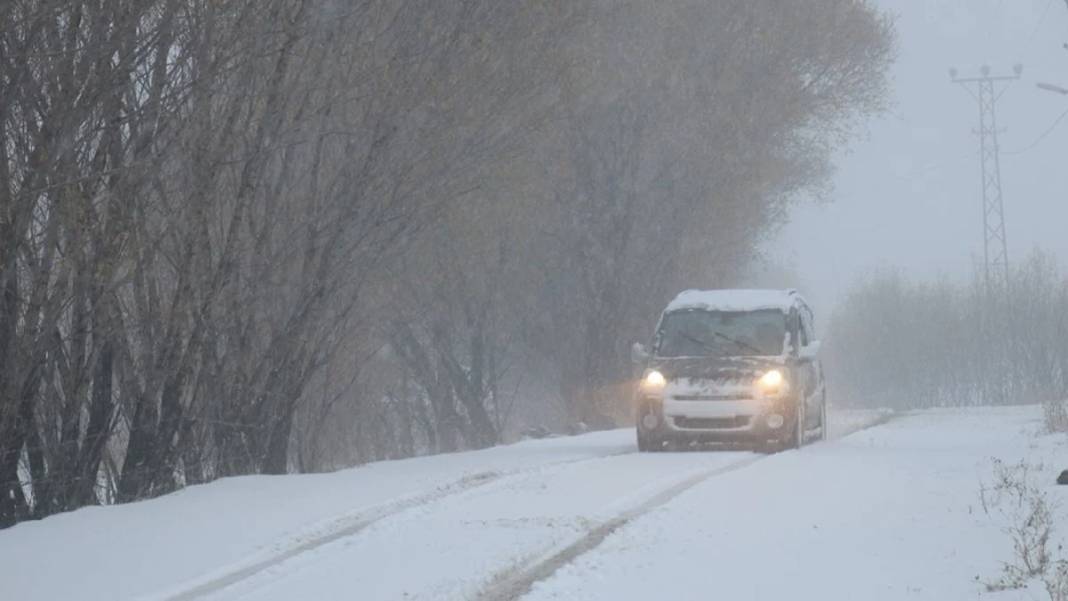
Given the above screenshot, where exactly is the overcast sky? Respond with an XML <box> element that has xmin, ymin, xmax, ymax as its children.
<box><xmin>768</xmin><ymin>0</ymin><xmax>1068</xmax><ymax>314</ymax></box>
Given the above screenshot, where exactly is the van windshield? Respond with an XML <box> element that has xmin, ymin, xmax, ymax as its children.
<box><xmin>656</xmin><ymin>309</ymin><xmax>787</xmax><ymax>358</ymax></box>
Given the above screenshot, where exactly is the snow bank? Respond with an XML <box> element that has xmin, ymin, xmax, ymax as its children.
<box><xmin>0</xmin><ymin>430</ymin><xmax>633</xmax><ymax>601</ymax></box>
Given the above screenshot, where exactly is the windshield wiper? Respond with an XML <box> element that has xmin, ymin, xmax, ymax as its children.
<box><xmin>677</xmin><ymin>331</ymin><xmax>727</xmax><ymax>356</ymax></box>
<box><xmin>709</xmin><ymin>331</ymin><xmax>766</xmax><ymax>356</ymax></box>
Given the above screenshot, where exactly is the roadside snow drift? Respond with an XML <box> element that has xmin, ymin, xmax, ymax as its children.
<box><xmin>0</xmin><ymin>431</ymin><xmax>633</xmax><ymax>601</ymax></box>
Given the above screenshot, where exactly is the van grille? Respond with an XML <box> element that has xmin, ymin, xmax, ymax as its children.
<box><xmin>673</xmin><ymin>416</ymin><xmax>750</xmax><ymax>430</ymax></box>
<box><xmin>672</xmin><ymin>393</ymin><xmax>751</xmax><ymax>401</ymax></box>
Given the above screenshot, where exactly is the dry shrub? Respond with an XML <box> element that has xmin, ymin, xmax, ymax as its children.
<box><xmin>981</xmin><ymin>459</ymin><xmax>1067</xmax><ymax>599</ymax></box>
<box><xmin>1047</xmin><ymin>561</ymin><xmax>1068</xmax><ymax>601</ymax></box>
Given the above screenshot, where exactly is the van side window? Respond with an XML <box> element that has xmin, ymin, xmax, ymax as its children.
<box><xmin>787</xmin><ymin>309</ymin><xmax>801</xmax><ymax>351</ymax></box>
<box><xmin>799</xmin><ymin>306</ymin><xmax>814</xmax><ymax>347</ymax></box>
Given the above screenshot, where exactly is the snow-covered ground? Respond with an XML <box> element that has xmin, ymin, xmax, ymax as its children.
<box><xmin>2</xmin><ymin>407</ymin><xmax>1065</xmax><ymax>601</ymax></box>
<box><xmin>524</xmin><ymin>407</ymin><xmax>1068</xmax><ymax>601</ymax></box>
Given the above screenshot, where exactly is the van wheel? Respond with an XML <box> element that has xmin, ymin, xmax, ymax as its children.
<box><xmin>636</xmin><ymin>402</ymin><xmax>666</xmax><ymax>453</ymax></box>
<box><xmin>786</xmin><ymin>401</ymin><xmax>804</xmax><ymax>450</ymax></box>
<box><xmin>637</xmin><ymin>429</ymin><xmax>665</xmax><ymax>453</ymax></box>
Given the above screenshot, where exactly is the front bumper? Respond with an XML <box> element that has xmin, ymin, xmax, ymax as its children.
<box><xmin>638</xmin><ymin>395</ymin><xmax>795</xmax><ymax>442</ymax></box>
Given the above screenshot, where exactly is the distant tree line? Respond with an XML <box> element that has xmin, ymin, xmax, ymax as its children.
<box><xmin>825</xmin><ymin>250</ymin><xmax>1068</xmax><ymax>424</ymax></box>
<box><xmin>0</xmin><ymin>0</ymin><xmax>892</xmax><ymax>527</ymax></box>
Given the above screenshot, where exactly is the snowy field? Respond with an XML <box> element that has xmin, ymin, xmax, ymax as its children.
<box><xmin>2</xmin><ymin>406</ymin><xmax>1066</xmax><ymax>601</ymax></box>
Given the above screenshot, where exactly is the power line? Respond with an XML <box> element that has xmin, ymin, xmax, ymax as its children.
<box><xmin>1023</xmin><ymin>0</ymin><xmax>1055</xmax><ymax>51</ymax></box>
<box><xmin>1003</xmin><ymin>106</ymin><xmax>1068</xmax><ymax>155</ymax></box>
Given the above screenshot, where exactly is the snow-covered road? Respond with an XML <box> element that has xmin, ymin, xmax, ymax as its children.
<box><xmin>521</xmin><ymin>408</ymin><xmax>1050</xmax><ymax>601</ymax></box>
<box><xmin>3</xmin><ymin>407</ymin><xmax>1066</xmax><ymax>601</ymax></box>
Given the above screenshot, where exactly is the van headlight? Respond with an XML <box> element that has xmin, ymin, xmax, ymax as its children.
<box><xmin>642</xmin><ymin>369</ymin><xmax>666</xmax><ymax>389</ymax></box>
<box><xmin>755</xmin><ymin>369</ymin><xmax>786</xmax><ymax>395</ymax></box>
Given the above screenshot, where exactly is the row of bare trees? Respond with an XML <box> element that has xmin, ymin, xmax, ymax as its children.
<box><xmin>0</xmin><ymin>0</ymin><xmax>893</xmax><ymax>527</ymax></box>
<box><xmin>825</xmin><ymin>250</ymin><xmax>1068</xmax><ymax>414</ymax></box>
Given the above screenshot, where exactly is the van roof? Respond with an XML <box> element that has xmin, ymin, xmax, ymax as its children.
<box><xmin>663</xmin><ymin>289</ymin><xmax>801</xmax><ymax>314</ymax></box>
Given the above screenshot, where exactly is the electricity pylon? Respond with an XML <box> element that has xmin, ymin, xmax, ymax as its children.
<box><xmin>950</xmin><ymin>64</ymin><xmax>1021</xmax><ymax>298</ymax></box>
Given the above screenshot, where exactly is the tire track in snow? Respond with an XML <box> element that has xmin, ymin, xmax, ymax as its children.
<box><xmin>159</xmin><ymin>472</ymin><xmax>500</xmax><ymax>601</ymax></box>
<box><xmin>159</xmin><ymin>411</ymin><xmax>893</xmax><ymax>601</ymax></box>
<box><xmin>476</xmin><ymin>411</ymin><xmax>898</xmax><ymax>601</ymax></box>
<box><xmin>476</xmin><ymin>455</ymin><xmax>764</xmax><ymax>601</ymax></box>
<box><xmin>155</xmin><ymin>450</ymin><xmax>633</xmax><ymax>601</ymax></box>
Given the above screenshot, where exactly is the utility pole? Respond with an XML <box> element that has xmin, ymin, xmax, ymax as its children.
<box><xmin>950</xmin><ymin>64</ymin><xmax>1021</xmax><ymax>298</ymax></box>
<box><xmin>951</xmin><ymin>65</ymin><xmax>1021</xmax><ymax>406</ymax></box>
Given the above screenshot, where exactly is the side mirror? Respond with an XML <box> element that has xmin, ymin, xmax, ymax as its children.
<box><xmin>799</xmin><ymin>340</ymin><xmax>822</xmax><ymax>361</ymax></box>
<box><xmin>631</xmin><ymin>342</ymin><xmax>650</xmax><ymax>364</ymax></box>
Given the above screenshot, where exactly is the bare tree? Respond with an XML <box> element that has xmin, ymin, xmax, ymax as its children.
<box><xmin>0</xmin><ymin>0</ymin><xmax>893</xmax><ymax>528</ymax></box>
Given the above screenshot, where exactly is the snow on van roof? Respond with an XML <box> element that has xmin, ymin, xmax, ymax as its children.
<box><xmin>664</xmin><ymin>289</ymin><xmax>799</xmax><ymax>313</ymax></box>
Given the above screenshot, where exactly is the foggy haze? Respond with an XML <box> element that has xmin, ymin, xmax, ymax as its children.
<box><xmin>772</xmin><ymin>0</ymin><xmax>1068</xmax><ymax>312</ymax></box>
<box><xmin>5</xmin><ymin>3</ymin><xmax>1068</xmax><ymax>600</ymax></box>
